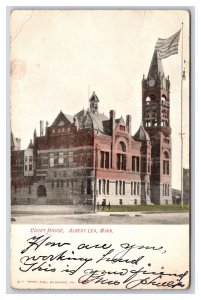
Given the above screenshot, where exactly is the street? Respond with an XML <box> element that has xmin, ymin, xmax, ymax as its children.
<box><xmin>11</xmin><ymin>205</ymin><xmax>189</xmax><ymax>224</ymax></box>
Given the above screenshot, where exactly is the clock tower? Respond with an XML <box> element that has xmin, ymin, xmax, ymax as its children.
<box><xmin>142</xmin><ymin>50</ymin><xmax>172</xmax><ymax>204</ymax></box>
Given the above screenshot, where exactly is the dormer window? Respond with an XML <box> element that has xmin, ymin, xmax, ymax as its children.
<box><xmin>120</xmin><ymin>125</ymin><xmax>125</xmax><ymax>131</ymax></box>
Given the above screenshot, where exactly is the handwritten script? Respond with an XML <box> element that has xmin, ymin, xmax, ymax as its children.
<box><xmin>17</xmin><ymin>234</ymin><xmax>188</xmax><ymax>289</ymax></box>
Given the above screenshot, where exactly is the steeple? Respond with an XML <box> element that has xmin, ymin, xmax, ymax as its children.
<box><xmin>89</xmin><ymin>91</ymin><xmax>99</xmax><ymax>113</ymax></box>
<box><xmin>147</xmin><ymin>49</ymin><xmax>165</xmax><ymax>81</ymax></box>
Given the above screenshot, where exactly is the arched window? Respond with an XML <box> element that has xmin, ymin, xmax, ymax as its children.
<box><xmin>163</xmin><ymin>151</ymin><xmax>170</xmax><ymax>175</ymax></box>
<box><xmin>117</xmin><ymin>141</ymin><xmax>126</xmax><ymax>152</ymax></box>
<box><xmin>161</xmin><ymin>94</ymin><xmax>168</xmax><ymax>101</ymax></box>
<box><xmin>117</xmin><ymin>141</ymin><xmax>127</xmax><ymax>170</ymax></box>
<box><xmin>150</xmin><ymin>94</ymin><xmax>157</xmax><ymax>101</ymax></box>
<box><xmin>164</xmin><ymin>151</ymin><xmax>169</xmax><ymax>159</ymax></box>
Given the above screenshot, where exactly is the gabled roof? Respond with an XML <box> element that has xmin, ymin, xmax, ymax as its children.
<box><xmin>133</xmin><ymin>124</ymin><xmax>150</xmax><ymax>142</ymax></box>
<box><xmin>115</xmin><ymin>116</ymin><xmax>125</xmax><ymax>126</ymax></box>
<box><xmin>51</xmin><ymin>111</ymin><xmax>74</xmax><ymax>127</ymax></box>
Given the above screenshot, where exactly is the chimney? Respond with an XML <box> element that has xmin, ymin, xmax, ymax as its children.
<box><xmin>45</xmin><ymin>121</ymin><xmax>49</xmax><ymax>135</ymax></box>
<box><xmin>110</xmin><ymin>110</ymin><xmax>116</xmax><ymax>135</ymax></box>
<box><xmin>16</xmin><ymin>138</ymin><xmax>21</xmax><ymax>150</ymax></box>
<box><xmin>126</xmin><ymin>115</ymin><xmax>132</xmax><ymax>134</ymax></box>
<box><xmin>40</xmin><ymin>120</ymin><xmax>44</xmax><ymax>136</ymax></box>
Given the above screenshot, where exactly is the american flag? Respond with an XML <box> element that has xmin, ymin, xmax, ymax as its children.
<box><xmin>155</xmin><ymin>29</ymin><xmax>181</xmax><ymax>59</ymax></box>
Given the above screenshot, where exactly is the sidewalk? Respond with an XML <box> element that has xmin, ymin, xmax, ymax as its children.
<box><xmin>11</xmin><ymin>205</ymin><xmax>189</xmax><ymax>217</ymax></box>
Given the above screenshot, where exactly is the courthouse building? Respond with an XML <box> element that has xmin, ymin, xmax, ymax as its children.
<box><xmin>11</xmin><ymin>50</ymin><xmax>172</xmax><ymax>206</ymax></box>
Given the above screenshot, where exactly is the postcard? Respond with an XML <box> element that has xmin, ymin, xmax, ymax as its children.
<box><xmin>10</xmin><ymin>9</ymin><xmax>190</xmax><ymax>290</ymax></box>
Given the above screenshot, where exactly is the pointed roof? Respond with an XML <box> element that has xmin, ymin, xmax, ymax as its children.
<box><xmin>134</xmin><ymin>124</ymin><xmax>150</xmax><ymax>142</ymax></box>
<box><xmin>115</xmin><ymin>116</ymin><xmax>125</xmax><ymax>125</ymax></box>
<box><xmin>148</xmin><ymin>49</ymin><xmax>165</xmax><ymax>80</ymax></box>
<box><xmin>89</xmin><ymin>91</ymin><xmax>99</xmax><ymax>103</ymax></box>
<box><xmin>27</xmin><ymin>139</ymin><xmax>34</xmax><ymax>149</ymax></box>
<box><xmin>11</xmin><ymin>132</ymin><xmax>17</xmax><ymax>148</ymax></box>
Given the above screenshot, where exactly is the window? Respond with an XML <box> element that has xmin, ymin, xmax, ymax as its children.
<box><xmin>107</xmin><ymin>180</ymin><xmax>110</xmax><ymax>195</ymax></box>
<box><xmin>163</xmin><ymin>160</ymin><xmax>170</xmax><ymax>175</ymax></box>
<box><xmin>57</xmin><ymin>180</ymin><xmax>59</xmax><ymax>188</ymax></box>
<box><xmin>58</xmin><ymin>153</ymin><xmax>64</xmax><ymax>164</ymax></box>
<box><xmin>25</xmin><ymin>165</ymin><xmax>27</xmax><ymax>171</ymax></box>
<box><xmin>122</xmin><ymin>155</ymin><xmax>126</xmax><ymax>170</ymax></box>
<box><xmin>52</xmin><ymin>180</ymin><xmax>54</xmax><ymax>188</ymax></box>
<box><xmin>120</xmin><ymin>125</ymin><xmax>125</xmax><ymax>131</ymax></box>
<box><xmin>141</xmin><ymin>157</ymin><xmax>146</xmax><ymax>173</ymax></box>
<box><xmin>163</xmin><ymin>183</ymin><xmax>170</xmax><ymax>196</ymax></box>
<box><xmin>29</xmin><ymin>156</ymin><xmax>33</xmax><ymax>162</ymax></box>
<box><xmin>117</xmin><ymin>154</ymin><xmax>126</xmax><ymax>170</ymax></box>
<box><xmin>119</xmin><ymin>181</ymin><xmax>122</xmax><ymax>195</ymax></box>
<box><xmin>100</xmin><ymin>151</ymin><xmax>109</xmax><ymax>168</ymax></box>
<box><xmin>100</xmin><ymin>151</ymin><xmax>104</xmax><ymax>168</ymax></box>
<box><xmin>87</xmin><ymin>179</ymin><xmax>92</xmax><ymax>195</ymax></box>
<box><xmin>137</xmin><ymin>182</ymin><xmax>140</xmax><ymax>195</ymax></box>
<box><xmin>50</xmin><ymin>154</ymin><xmax>54</xmax><ymax>167</ymax></box>
<box><xmin>105</xmin><ymin>152</ymin><xmax>109</xmax><ymax>168</ymax></box>
<box><xmin>119</xmin><ymin>199</ymin><xmax>123</xmax><ymax>205</ymax></box>
<box><xmin>116</xmin><ymin>181</ymin><xmax>118</xmax><ymax>195</ymax></box>
<box><xmin>81</xmin><ymin>181</ymin><xmax>85</xmax><ymax>194</ymax></box>
<box><xmin>123</xmin><ymin>181</ymin><xmax>125</xmax><ymax>195</ymax></box>
<box><xmin>102</xmin><ymin>180</ymin><xmax>106</xmax><ymax>195</ymax></box>
<box><xmin>69</xmin><ymin>152</ymin><xmax>73</xmax><ymax>166</ymax></box>
<box><xmin>63</xmin><ymin>170</ymin><xmax>66</xmax><ymax>177</ymax></box>
<box><xmin>54</xmin><ymin>170</ymin><xmax>57</xmax><ymax>177</ymax></box>
<box><xmin>25</xmin><ymin>156</ymin><xmax>28</xmax><ymax>162</ymax></box>
<box><xmin>29</xmin><ymin>164</ymin><xmax>32</xmax><ymax>171</ymax></box>
<box><xmin>28</xmin><ymin>185</ymin><xmax>31</xmax><ymax>194</ymax></box>
<box><xmin>134</xmin><ymin>182</ymin><xmax>136</xmax><ymax>195</ymax></box>
<box><xmin>61</xmin><ymin>180</ymin><xmax>64</xmax><ymax>188</ymax></box>
<box><xmin>66</xmin><ymin>179</ymin><xmax>69</xmax><ymax>188</ymax></box>
<box><xmin>132</xmin><ymin>156</ymin><xmax>140</xmax><ymax>172</ymax></box>
<box><xmin>99</xmin><ymin>179</ymin><xmax>101</xmax><ymax>195</ymax></box>
<box><xmin>134</xmin><ymin>199</ymin><xmax>137</xmax><ymax>205</ymax></box>
<box><xmin>117</xmin><ymin>153</ymin><xmax>121</xmax><ymax>170</ymax></box>
<box><xmin>131</xmin><ymin>182</ymin><xmax>133</xmax><ymax>195</ymax></box>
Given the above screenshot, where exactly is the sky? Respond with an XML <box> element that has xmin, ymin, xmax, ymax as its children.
<box><xmin>10</xmin><ymin>10</ymin><xmax>190</xmax><ymax>189</ymax></box>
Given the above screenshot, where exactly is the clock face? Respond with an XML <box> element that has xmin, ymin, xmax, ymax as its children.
<box><xmin>149</xmin><ymin>79</ymin><xmax>155</xmax><ymax>87</ymax></box>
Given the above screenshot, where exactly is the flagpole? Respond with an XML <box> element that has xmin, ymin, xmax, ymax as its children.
<box><xmin>180</xmin><ymin>22</ymin><xmax>184</xmax><ymax>209</ymax></box>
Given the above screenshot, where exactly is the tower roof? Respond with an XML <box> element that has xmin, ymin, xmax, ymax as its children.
<box><xmin>148</xmin><ymin>49</ymin><xmax>165</xmax><ymax>80</ymax></box>
<box><xmin>27</xmin><ymin>139</ymin><xmax>34</xmax><ymax>149</ymax></box>
<box><xmin>89</xmin><ymin>91</ymin><xmax>99</xmax><ymax>103</ymax></box>
<box><xmin>134</xmin><ymin>124</ymin><xmax>150</xmax><ymax>142</ymax></box>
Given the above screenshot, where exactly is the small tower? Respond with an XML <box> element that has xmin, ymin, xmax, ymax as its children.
<box><xmin>89</xmin><ymin>91</ymin><xmax>99</xmax><ymax>114</ymax></box>
<box><xmin>142</xmin><ymin>50</ymin><xmax>172</xmax><ymax>205</ymax></box>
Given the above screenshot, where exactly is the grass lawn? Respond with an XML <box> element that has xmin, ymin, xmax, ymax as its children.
<box><xmin>98</xmin><ymin>204</ymin><xmax>189</xmax><ymax>212</ymax></box>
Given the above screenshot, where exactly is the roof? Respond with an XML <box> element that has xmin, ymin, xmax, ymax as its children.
<box><xmin>64</xmin><ymin>114</ymin><xmax>74</xmax><ymax>123</ymax></box>
<box><xmin>87</xmin><ymin>111</ymin><xmax>109</xmax><ymax>132</ymax></box>
<box><xmin>51</xmin><ymin>111</ymin><xmax>74</xmax><ymax>127</ymax></box>
<box><xmin>133</xmin><ymin>124</ymin><xmax>150</xmax><ymax>142</ymax></box>
<box><xmin>89</xmin><ymin>91</ymin><xmax>100</xmax><ymax>103</ymax></box>
<box><xmin>27</xmin><ymin>140</ymin><xmax>34</xmax><ymax>149</ymax></box>
<box><xmin>148</xmin><ymin>49</ymin><xmax>165</xmax><ymax>80</ymax></box>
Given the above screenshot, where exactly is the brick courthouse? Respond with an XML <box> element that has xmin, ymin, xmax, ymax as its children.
<box><xmin>11</xmin><ymin>50</ymin><xmax>172</xmax><ymax>207</ymax></box>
